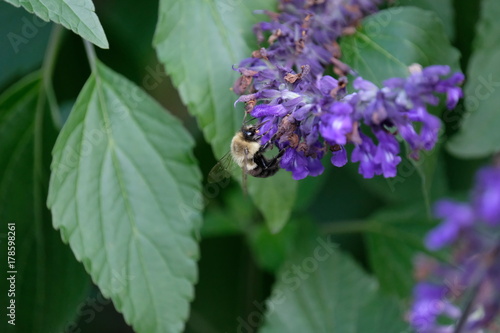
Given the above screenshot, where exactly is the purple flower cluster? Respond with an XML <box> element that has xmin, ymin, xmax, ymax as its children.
<box><xmin>249</xmin><ymin>0</ymin><xmax>383</xmax><ymax>77</ymax></box>
<box><xmin>409</xmin><ymin>166</ymin><xmax>500</xmax><ymax>332</ymax></box>
<box><xmin>233</xmin><ymin>0</ymin><xmax>464</xmax><ymax>180</ymax></box>
<box><xmin>236</xmin><ymin>63</ymin><xmax>463</xmax><ymax>180</ymax></box>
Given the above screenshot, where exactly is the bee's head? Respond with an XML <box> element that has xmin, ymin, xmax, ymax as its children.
<box><xmin>240</xmin><ymin>121</ymin><xmax>268</xmax><ymax>141</ymax></box>
<box><xmin>241</xmin><ymin>125</ymin><xmax>259</xmax><ymax>141</ymax></box>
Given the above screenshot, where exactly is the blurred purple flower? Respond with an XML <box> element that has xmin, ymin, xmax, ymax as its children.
<box><xmin>473</xmin><ymin>167</ymin><xmax>500</xmax><ymax>225</ymax></box>
<box><xmin>410</xmin><ymin>283</ymin><xmax>460</xmax><ymax>333</ymax></box>
<box><xmin>425</xmin><ymin>200</ymin><xmax>475</xmax><ymax>250</ymax></box>
<box><xmin>409</xmin><ymin>166</ymin><xmax>500</xmax><ymax>333</ymax></box>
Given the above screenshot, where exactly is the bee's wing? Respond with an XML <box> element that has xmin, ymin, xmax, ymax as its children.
<box><xmin>208</xmin><ymin>151</ymin><xmax>235</xmax><ymax>183</ymax></box>
<box><xmin>242</xmin><ymin>148</ymin><xmax>251</xmax><ymax>196</ymax></box>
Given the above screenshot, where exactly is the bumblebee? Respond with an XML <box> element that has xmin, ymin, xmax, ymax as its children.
<box><xmin>208</xmin><ymin>123</ymin><xmax>285</xmax><ymax>188</ymax></box>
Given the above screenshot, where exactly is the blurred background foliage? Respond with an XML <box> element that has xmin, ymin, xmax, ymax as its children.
<box><xmin>0</xmin><ymin>0</ymin><xmax>493</xmax><ymax>332</ymax></box>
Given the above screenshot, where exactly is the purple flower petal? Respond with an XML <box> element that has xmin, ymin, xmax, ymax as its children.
<box><xmin>251</xmin><ymin>104</ymin><xmax>289</xmax><ymax>117</ymax></box>
<box><xmin>351</xmin><ymin>134</ymin><xmax>379</xmax><ymax>178</ymax></box>
<box><xmin>446</xmin><ymin>87</ymin><xmax>463</xmax><ymax>109</ymax></box>
<box><xmin>318</xmin><ymin>76</ymin><xmax>339</xmax><ymax>96</ymax></box>
<box><xmin>473</xmin><ymin>167</ymin><xmax>500</xmax><ymax>225</ymax></box>
<box><xmin>410</xmin><ymin>283</ymin><xmax>456</xmax><ymax>331</ymax></box>
<box><xmin>373</xmin><ymin>130</ymin><xmax>401</xmax><ymax>178</ymax></box>
<box><xmin>422</xmin><ymin>65</ymin><xmax>450</xmax><ymax>77</ymax></box>
<box><xmin>280</xmin><ymin>148</ymin><xmax>324</xmax><ymax>180</ymax></box>
<box><xmin>425</xmin><ymin>200</ymin><xmax>475</xmax><ymax>250</ymax></box>
<box><xmin>306</xmin><ymin>157</ymin><xmax>325</xmax><ymax>177</ymax></box>
<box><xmin>319</xmin><ymin>102</ymin><xmax>353</xmax><ymax>145</ymax></box>
<box><xmin>280</xmin><ymin>149</ymin><xmax>309</xmax><ymax>180</ymax></box>
<box><xmin>331</xmin><ymin>146</ymin><xmax>347</xmax><ymax>167</ymax></box>
<box><xmin>293</xmin><ymin>104</ymin><xmax>314</xmax><ymax>121</ymax></box>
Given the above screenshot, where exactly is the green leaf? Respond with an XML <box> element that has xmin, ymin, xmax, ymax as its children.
<box><xmin>447</xmin><ymin>0</ymin><xmax>500</xmax><ymax>158</ymax></box>
<box><xmin>4</xmin><ymin>0</ymin><xmax>108</xmax><ymax>48</ymax></box>
<box><xmin>341</xmin><ymin>7</ymin><xmax>461</xmax><ymax>85</ymax></box>
<box><xmin>154</xmin><ymin>0</ymin><xmax>297</xmax><ymax>233</ymax></box>
<box><xmin>356</xmin><ymin>291</ymin><xmax>410</xmax><ymax>333</ymax></box>
<box><xmin>0</xmin><ymin>73</ymin><xmax>89</xmax><ymax>333</ymax></box>
<box><xmin>340</xmin><ymin>7</ymin><xmax>460</xmax><ymax>205</ymax></box>
<box><xmin>259</xmin><ymin>235</ymin><xmax>407</xmax><ymax>333</ymax></box>
<box><xmin>247</xmin><ymin>172</ymin><xmax>296</xmax><ymax>233</ymax></box>
<box><xmin>246</xmin><ymin>219</ymin><xmax>300</xmax><ymax>273</ymax></box>
<box><xmin>346</xmin><ymin>145</ymin><xmax>448</xmax><ymax>206</ymax></box>
<box><xmin>47</xmin><ymin>61</ymin><xmax>202</xmax><ymax>333</ymax></box>
<box><xmin>364</xmin><ymin>204</ymin><xmax>437</xmax><ymax>298</ymax></box>
<box><xmin>153</xmin><ymin>0</ymin><xmax>272</xmax><ymax>157</ymax></box>
<box><xmin>397</xmin><ymin>0</ymin><xmax>455</xmax><ymax>40</ymax></box>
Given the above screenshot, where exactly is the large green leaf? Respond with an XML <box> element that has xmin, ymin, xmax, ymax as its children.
<box><xmin>259</xmin><ymin>235</ymin><xmax>407</xmax><ymax>333</ymax></box>
<box><xmin>341</xmin><ymin>7</ymin><xmax>461</xmax><ymax>85</ymax></box>
<box><xmin>340</xmin><ymin>7</ymin><xmax>460</xmax><ymax>205</ymax></box>
<box><xmin>246</xmin><ymin>218</ymin><xmax>301</xmax><ymax>273</ymax></box>
<box><xmin>346</xmin><ymin>144</ymin><xmax>448</xmax><ymax>207</ymax></box>
<box><xmin>153</xmin><ymin>0</ymin><xmax>272</xmax><ymax>157</ymax></box>
<box><xmin>397</xmin><ymin>0</ymin><xmax>455</xmax><ymax>40</ymax></box>
<box><xmin>47</xmin><ymin>61</ymin><xmax>202</xmax><ymax>333</ymax></box>
<box><xmin>364</xmin><ymin>204</ymin><xmax>437</xmax><ymax>298</ymax></box>
<box><xmin>447</xmin><ymin>0</ymin><xmax>500</xmax><ymax>158</ymax></box>
<box><xmin>4</xmin><ymin>0</ymin><xmax>108</xmax><ymax>48</ymax></box>
<box><xmin>153</xmin><ymin>0</ymin><xmax>297</xmax><ymax>233</ymax></box>
<box><xmin>247</xmin><ymin>172</ymin><xmax>296</xmax><ymax>233</ymax></box>
<box><xmin>0</xmin><ymin>73</ymin><xmax>89</xmax><ymax>333</ymax></box>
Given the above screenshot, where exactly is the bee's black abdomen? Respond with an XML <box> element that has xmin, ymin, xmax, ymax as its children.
<box><xmin>248</xmin><ymin>165</ymin><xmax>280</xmax><ymax>178</ymax></box>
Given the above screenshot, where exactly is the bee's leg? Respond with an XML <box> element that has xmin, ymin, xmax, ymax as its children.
<box><xmin>253</xmin><ymin>153</ymin><xmax>271</xmax><ymax>169</ymax></box>
<box><xmin>250</xmin><ymin>149</ymin><xmax>286</xmax><ymax>178</ymax></box>
<box><xmin>259</xmin><ymin>140</ymin><xmax>272</xmax><ymax>152</ymax></box>
<box><xmin>254</xmin><ymin>147</ymin><xmax>286</xmax><ymax>170</ymax></box>
<box><xmin>276</xmin><ymin>148</ymin><xmax>286</xmax><ymax>158</ymax></box>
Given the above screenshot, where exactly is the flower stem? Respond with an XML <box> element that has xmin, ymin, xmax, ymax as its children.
<box><xmin>33</xmin><ymin>23</ymin><xmax>65</xmax><ymax>331</ymax></box>
<box><xmin>83</xmin><ymin>39</ymin><xmax>97</xmax><ymax>72</ymax></box>
<box><xmin>42</xmin><ymin>25</ymin><xmax>64</xmax><ymax>129</ymax></box>
<box><xmin>453</xmin><ymin>245</ymin><xmax>500</xmax><ymax>333</ymax></box>
<box><xmin>453</xmin><ymin>281</ymin><xmax>481</xmax><ymax>333</ymax></box>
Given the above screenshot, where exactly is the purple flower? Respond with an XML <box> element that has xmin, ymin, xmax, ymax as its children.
<box><xmin>410</xmin><ymin>283</ymin><xmax>460</xmax><ymax>333</ymax></box>
<box><xmin>425</xmin><ymin>200</ymin><xmax>475</xmax><ymax>250</ymax></box>
<box><xmin>330</xmin><ymin>145</ymin><xmax>347</xmax><ymax>167</ymax></box>
<box><xmin>319</xmin><ymin>102</ymin><xmax>353</xmax><ymax>145</ymax></box>
<box><xmin>409</xmin><ymin>166</ymin><xmax>500</xmax><ymax>332</ymax></box>
<box><xmin>280</xmin><ymin>148</ymin><xmax>324</xmax><ymax>180</ymax></box>
<box><xmin>233</xmin><ymin>1</ymin><xmax>464</xmax><ymax>181</ymax></box>
<box><xmin>235</xmin><ymin>64</ymin><xmax>462</xmax><ymax>180</ymax></box>
<box><xmin>251</xmin><ymin>0</ymin><xmax>384</xmax><ymax>76</ymax></box>
<box><xmin>252</xmin><ymin>103</ymin><xmax>290</xmax><ymax>118</ymax></box>
<box><xmin>473</xmin><ymin>167</ymin><xmax>500</xmax><ymax>225</ymax></box>
<box><xmin>373</xmin><ymin>129</ymin><xmax>401</xmax><ymax>178</ymax></box>
<box><xmin>351</xmin><ymin>134</ymin><xmax>379</xmax><ymax>178</ymax></box>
